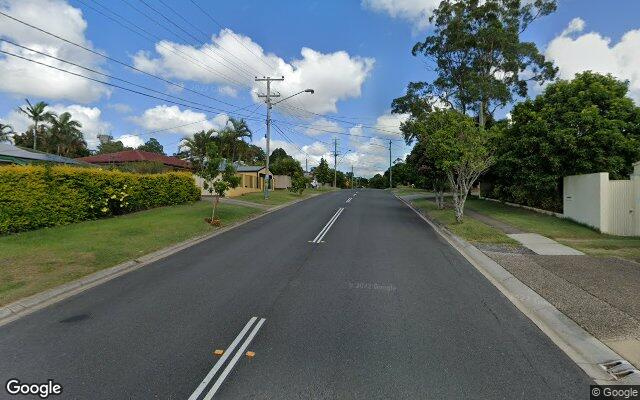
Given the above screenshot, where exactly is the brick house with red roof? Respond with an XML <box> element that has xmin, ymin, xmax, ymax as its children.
<box><xmin>78</xmin><ymin>150</ymin><xmax>191</xmax><ymax>171</ymax></box>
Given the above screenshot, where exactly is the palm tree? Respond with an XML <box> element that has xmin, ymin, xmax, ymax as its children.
<box><xmin>0</xmin><ymin>123</ymin><xmax>13</xmax><ymax>142</ymax></box>
<box><xmin>49</xmin><ymin>112</ymin><xmax>86</xmax><ymax>156</ymax></box>
<box><xmin>179</xmin><ymin>129</ymin><xmax>217</xmax><ymax>171</ymax></box>
<box><xmin>18</xmin><ymin>99</ymin><xmax>55</xmax><ymax>150</ymax></box>
<box><xmin>224</xmin><ymin>117</ymin><xmax>252</xmax><ymax>162</ymax></box>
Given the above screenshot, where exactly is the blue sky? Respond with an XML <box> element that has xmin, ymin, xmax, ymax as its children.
<box><xmin>1</xmin><ymin>0</ymin><xmax>639</xmax><ymax>177</ymax></box>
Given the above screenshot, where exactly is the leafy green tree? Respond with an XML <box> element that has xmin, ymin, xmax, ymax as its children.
<box><xmin>407</xmin><ymin>0</ymin><xmax>557</xmax><ymax>127</ymax></box>
<box><xmin>219</xmin><ymin>118</ymin><xmax>251</xmax><ymax>161</ymax></box>
<box><xmin>289</xmin><ymin>172</ymin><xmax>310</xmax><ymax>195</ymax></box>
<box><xmin>137</xmin><ymin>137</ymin><xmax>165</xmax><ymax>154</ymax></box>
<box><xmin>0</xmin><ymin>123</ymin><xmax>13</xmax><ymax>142</ymax></box>
<box><xmin>241</xmin><ymin>144</ymin><xmax>266</xmax><ymax>164</ymax></box>
<box><xmin>269</xmin><ymin>148</ymin><xmax>289</xmax><ymax>164</ymax></box>
<box><xmin>179</xmin><ymin>129</ymin><xmax>216</xmax><ymax>171</ymax></box>
<box><xmin>97</xmin><ymin>137</ymin><xmax>130</xmax><ymax>155</ymax></box>
<box><xmin>407</xmin><ymin>140</ymin><xmax>448</xmax><ymax>208</ymax></box>
<box><xmin>49</xmin><ymin>112</ymin><xmax>87</xmax><ymax>157</ymax></box>
<box><xmin>198</xmin><ymin>143</ymin><xmax>241</xmax><ymax>224</ymax></box>
<box><xmin>315</xmin><ymin>157</ymin><xmax>332</xmax><ymax>185</ymax></box>
<box><xmin>368</xmin><ymin>174</ymin><xmax>386</xmax><ymax>189</ymax></box>
<box><xmin>425</xmin><ymin>110</ymin><xmax>497</xmax><ymax>221</ymax></box>
<box><xmin>270</xmin><ymin>156</ymin><xmax>303</xmax><ymax>176</ymax></box>
<box><xmin>18</xmin><ymin>99</ymin><xmax>56</xmax><ymax>150</ymax></box>
<box><xmin>490</xmin><ymin>71</ymin><xmax>640</xmax><ymax>211</ymax></box>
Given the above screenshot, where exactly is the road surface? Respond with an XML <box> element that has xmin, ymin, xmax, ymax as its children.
<box><xmin>0</xmin><ymin>190</ymin><xmax>591</xmax><ymax>399</ymax></box>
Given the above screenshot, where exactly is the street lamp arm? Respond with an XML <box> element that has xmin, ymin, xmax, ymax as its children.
<box><xmin>272</xmin><ymin>89</ymin><xmax>314</xmax><ymax>106</ymax></box>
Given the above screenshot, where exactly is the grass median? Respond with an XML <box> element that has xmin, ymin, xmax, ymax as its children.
<box><xmin>466</xmin><ymin>198</ymin><xmax>640</xmax><ymax>262</ymax></box>
<box><xmin>0</xmin><ymin>201</ymin><xmax>261</xmax><ymax>306</ymax></box>
<box><xmin>411</xmin><ymin>199</ymin><xmax>518</xmax><ymax>246</ymax></box>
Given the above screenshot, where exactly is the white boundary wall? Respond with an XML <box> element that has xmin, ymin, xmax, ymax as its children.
<box><xmin>563</xmin><ymin>162</ymin><xmax>640</xmax><ymax>236</ymax></box>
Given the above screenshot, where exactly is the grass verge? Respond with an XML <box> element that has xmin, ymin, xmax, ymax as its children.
<box><xmin>466</xmin><ymin>198</ymin><xmax>640</xmax><ymax>262</ymax></box>
<box><xmin>0</xmin><ymin>201</ymin><xmax>261</xmax><ymax>306</ymax></box>
<box><xmin>392</xmin><ymin>186</ymin><xmax>431</xmax><ymax>196</ymax></box>
<box><xmin>237</xmin><ymin>189</ymin><xmax>315</xmax><ymax>206</ymax></box>
<box><xmin>411</xmin><ymin>199</ymin><xmax>518</xmax><ymax>246</ymax></box>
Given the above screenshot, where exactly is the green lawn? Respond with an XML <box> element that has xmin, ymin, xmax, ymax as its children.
<box><xmin>0</xmin><ymin>201</ymin><xmax>261</xmax><ymax>306</ymax></box>
<box><xmin>466</xmin><ymin>198</ymin><xmax>640</xmax><ymax>262</ymax></box>
<box><xmin>411</xmin><ymin>199</ymin><xmax>518</xmax><ymax>246</ymax></box>
<box><xmin>237</xmin><ymin>189</ymin><xmax>313</xmax><ymax>206</ymax></box>
<box><xmin>393</xmin><ymin>186</ymin><xmax>431</xmax><ymax>196</ymax></box>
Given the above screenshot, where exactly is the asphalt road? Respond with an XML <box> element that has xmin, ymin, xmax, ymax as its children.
<box><xmin>0</xmin><ymin>189</ymin><xmax>592</xmax><ymax>399</ymax></box>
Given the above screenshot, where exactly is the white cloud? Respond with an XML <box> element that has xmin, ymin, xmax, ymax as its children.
<box><xmin>107</xmin><ymin>103</ymin><xmax>133</xmax><ymax>114</ymax></box>
<box><xmin>1</xmin><ymin>103</ymin><xmax>110</xmax><ymax>148</ymax></box>
<box><xmin>362</xmin><ymin>0</ymin><xmax>442</xmax><ymax>30</ymax></box>
<box><xmin>218</xmin><ymin>85</ymin><xmax>238</xmax><ymax>97</ymax></box>
<box><xmin>115</xmin><ymin>134</ymin><xmax>144</xmax><ymax>148</ymax></box>
<box><xmin>546</xmin><ymin>20</ymin><xmax>640</xmax><ymax>103</ymax></box>
<box><xmin>561</xmin><ymin>17</ymin><xmax>585</xmax><ymax>37</ymax></box>
<box><xmin>0</xmin><ymin>0</ymin><xmax>111</xmax><ymax>102</ymax></box>
<box><xmin>132</xmin><ymin>29</ymin><xmax>374</xmax><ymax>114</ymax></box>
<box><xmin>304</xmin><ymin>118</ymin><xmax>344</xmax><ymax>137</ymax></box>
<box><xmin>373</xmin><ymin>111</ymin><xmax>409</xmax><ymax>138</ymax></box>
<box><xmin>129</xmin><ymin>105</ymin><xmax>229</xmax><ymax>135</ymax></box>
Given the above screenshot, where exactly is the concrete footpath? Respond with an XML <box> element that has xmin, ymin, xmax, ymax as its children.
<box><xmin>401</xmin><ymin>193</ymin><xmax>640</xmax><ymax>372</ymax></box>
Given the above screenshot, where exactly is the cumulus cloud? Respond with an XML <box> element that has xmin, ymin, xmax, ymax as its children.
<box><xmin>129</xmin><ymin>105</ymin><xmax>229</xmax><ymax>135</ymax></box>
<box><xmin>546</xmin><ymin>19</ymin><xmax>640</xmax><ymax>103</ymax></box>
<box><xmin>361</xmin><ymin>0</ymin><xmax>442</xmax><ymax>30</ymax></box>
<box><xmin>132</xmin><ymin>29</ymin><xmax>374</xmax><ymax>114</ymax></box>
<box><xmin>373</xmin><ymin>111</ymin><xmax>409</xmax><ymax>138</ymax></box>
<box><xmin>115</xmin><ymin>134</ymin><xmax>144</xmax><ymax>148</ymax></box>
<box><xmin>0</xmin><ymin>0</ymin><xmax>111</xmax><ymax>102</ymax></box>
<box><xmin>304</xmin><ymin>118</ymin><xmax>344</xmax><ymax>137</ymax></box>
<box><xmin>1</xmin><ymin>103</ymin><xmax>110</xmax><ymax>148</ymax></box>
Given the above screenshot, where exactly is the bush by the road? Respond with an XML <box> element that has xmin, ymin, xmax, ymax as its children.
<box><xmin>0</xmin><ymin>165</ymin><xmax>200</xmax><ymax>234</ymax></box>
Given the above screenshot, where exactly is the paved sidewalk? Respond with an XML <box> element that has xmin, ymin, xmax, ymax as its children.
<box><xmin>508</xmin><ymin>233</ymin><xmax>585</xmax><ymax>255</ymax></box>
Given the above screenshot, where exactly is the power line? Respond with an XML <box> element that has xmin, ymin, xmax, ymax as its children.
<box><xmin>133</xmin><ymin>0</ymin><xmax>258</xmax><ymax>82</ymax></box>
<box><xmin>0</xmin><ymin>9</ymin><xmax>248</xmax><ymax>108</ymax></box>
<box><xmin>155</xmin><ymin>0</ymin><xmax>264</xmax><ymax>78</ymax></box>
<box><xmin>189</xmin><ymin>0</ymin><xmax>277</xmax><ymax>73</ymax></box>
<box><xmin>0</xmin><ymin>49</ymin><xmax>262</xmax><ymax>119</ymax></box>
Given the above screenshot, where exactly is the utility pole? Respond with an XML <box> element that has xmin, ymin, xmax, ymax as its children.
<box><xmin>305</xmin><ymin>157</ymin><xmax>308</xmax><ymax>174</ymax></box>
<box><xmin>332</xmin><ymin>138</ymin><xmax>338</xmax><ymax>188</ymax></box>
<box><xmin>256</xmin><ymin>76</ymin><xmax>284</xmax><ymax>199</ymax></box>
<box><xmin>388</xmin><ymin>140</ymin><xmax>393</xmax><ymax>189</ymax></box>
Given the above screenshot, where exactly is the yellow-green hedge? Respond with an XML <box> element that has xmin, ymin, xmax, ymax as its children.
<box><xmin>0</xmin><ymin>165</ymin><xmax>201</xmax><ymax>234</ymax></box>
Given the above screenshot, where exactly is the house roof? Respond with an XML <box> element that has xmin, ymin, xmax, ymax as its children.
<box><xmin>218</xmin><ymin>160</ymin><xmax>266</xmax><ymax>173</ymax></box>
<box><xmin>78</xmin><ymin>150</ymin><xmax>191</xmax><ymax>169</ymax></box>
<box><xmin>0</xmin><ymin>142</ymin><xmax>87</xmax><ymax>165</ymax></box>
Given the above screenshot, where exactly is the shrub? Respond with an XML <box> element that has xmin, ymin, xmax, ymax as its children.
<box><xmin>0</xmin><ymin>165</ymin><xmax>200</xmax><ymax>234</ymax></box>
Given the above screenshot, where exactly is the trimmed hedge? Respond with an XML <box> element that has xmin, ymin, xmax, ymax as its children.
<box><xmin>0</xmin><ymin>165</ymin><xmax>201</xmax><ymax>234</ymax></box>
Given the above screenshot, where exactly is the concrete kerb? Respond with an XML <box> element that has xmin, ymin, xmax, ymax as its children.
<box><xmin>0</xmin><ymin>192</ymin><xmax>324</xmax><ymax>327</ymax></box>
<box><xmin>394</xmin><ymin>194</ymin><xmax>640</xmax><ymax>385</ymax></box>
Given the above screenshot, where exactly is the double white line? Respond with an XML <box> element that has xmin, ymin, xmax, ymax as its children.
<box><xmin>345</xmin><ymin>197</ymin><xmax>352</xmax><ymax>203</ymax></box>
<box><xmin>189</xmin><ymin>317</ymin><xmax>266</xmax><ymax>400</ymax></box>
<box><xmin>310</xmin><ymin>207</ymin><xmax>344</xmax><ymax>243</ymax></box>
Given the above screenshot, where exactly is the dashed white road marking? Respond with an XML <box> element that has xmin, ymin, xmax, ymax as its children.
<box><xmin>346</xmin><ymin>197</ymin><xmax>352</xmax><ymax>203</ymax></box>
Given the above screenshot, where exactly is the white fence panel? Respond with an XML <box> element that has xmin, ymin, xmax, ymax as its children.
<box><xmin>607</xmin><ymin>180</ymin><xmax>635</xmax><ymax>236</ymax></box>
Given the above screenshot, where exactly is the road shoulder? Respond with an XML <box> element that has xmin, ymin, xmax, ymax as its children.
<box><xmin>394</xmin><ymin>193</ymin><xmax>640</xmax><ymax>385</ymax></box>
<box><xmin>0</xmin><ymin>191</ymin><xmax>325</xmax><ymax>327</ymax></box>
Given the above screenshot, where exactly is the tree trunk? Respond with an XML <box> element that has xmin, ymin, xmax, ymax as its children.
<box><xmin>212</xmin><ymin>195</ymin><xmax>219</xmax><ymax>220</ymax></box>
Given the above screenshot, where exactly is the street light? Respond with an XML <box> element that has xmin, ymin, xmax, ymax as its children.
<box><xmin>256</xmin><ymin>77</ymin><xmax>314</xmax><ymax>199</ymax></box>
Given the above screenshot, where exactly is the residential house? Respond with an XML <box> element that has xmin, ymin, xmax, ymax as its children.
<box><xmin>195</xmin><ymin>161</ymin><xmax>273</xmax><ymax>197</ymax></box>
<box><xmin>78</xmin><ymin>150</ymin><xmax>191</xmax><ymax>171</ymax></box>
<box><xmin>0</xmin><ymin>142</ymin><xmax>89</xmax><ymax>166</ymax></box>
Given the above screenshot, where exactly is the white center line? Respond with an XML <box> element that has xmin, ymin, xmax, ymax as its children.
<box><xmin>346</xmin><ymin>197</ymin><xmax>352</xmax><ymax>203</ymax></box>
<box><xmin>310</xmin><ymin>208</ymin><xmax>343</xmax><ymax>243</ymax></box>
<box><xmin>314</xmin><ymin>208</ymin><xmax>344</xmax><ymax>243</ymax></box>
<box><xmin>188</xmin><ymin>318</ymin><xmax>257</xmax><ymax>400</ymax></box>
<box><xmin>203</xmin><ymin>318</ymin><xmax>267</xmax><ymax>399</ymax></box>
